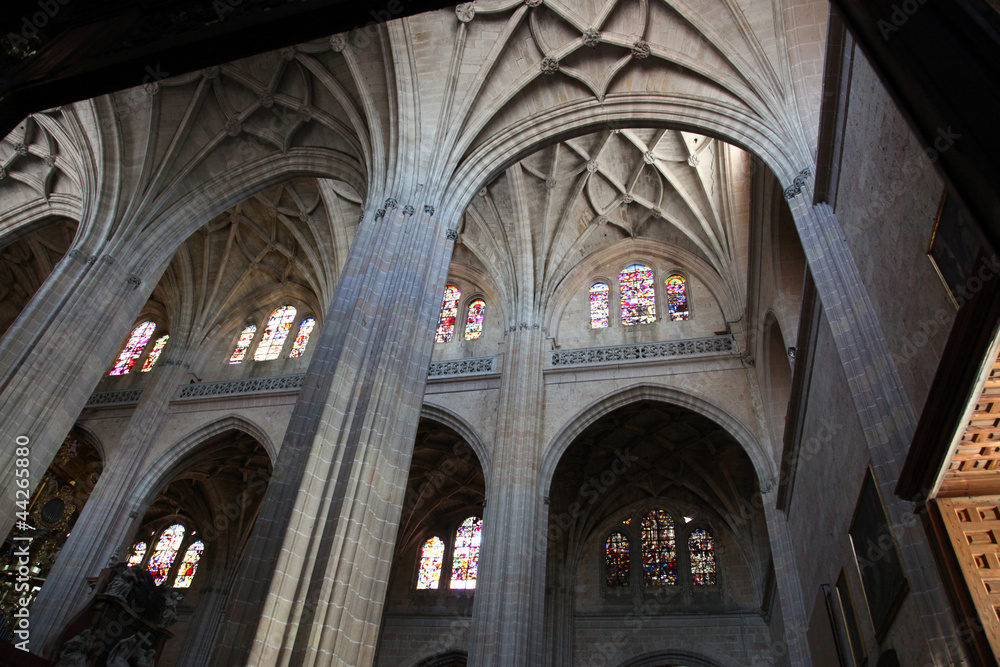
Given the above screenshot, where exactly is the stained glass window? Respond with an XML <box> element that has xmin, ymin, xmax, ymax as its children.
<box><xmin>146</xmin><ymin>524</ymin><xmax>185</xmax><ymax>586</ymax></box>
<box><xmin>416</xmin><ymin>536</ymin><xmax>445</xmax><ymax>590</ymax></box>
<box><xmin>619</xmin><ymin>264</ymin><xmax>656</xmax><ymax>325</ymax></box>
<box><xmin>140</xmin><ymin>335</ymin><xmax>169</xmax><ymax>372</ymax></box>
<box><xmin>605</xmin><ymin>532</ymin><xmax>630</xmax><ymax>586</ymax></box>
<box><xmin>665</xmin><ymin>274</ymin><xmax>690</xmax><ymax>321</ymax></box>
<box><xmin>641</xmin><ymin>509</ymin><xmax>676</xmax><ymax>585</ymax></box>
<box><xmin>689</xmin><ymin>529</ymin><xmax>716</xmax><ymax>585</ymax></box>
<box><xmin>230</xmin><ymin>325</ymin><xmax>256</xmax><ymax>363</ymax></box>
<box><xmin>590</xmin><ymin>282</ymin><xmax>610</xmax><ymax>328</ymax></box>
<box><xmin>126</xmin><ymin>542</ymin><xmax>147</xmax><ymax>567</ymax></box>
<box><xmin>289</xmin><ymin>318</ymin><xmax>315</xmax><ymax>358</ymax></box>
<box><xmin>110</xmin><ymin>322</ymin><xmax>156</xmax><ymax>375</ymax></box>
<box><xmin>254</xmin><ymin>306</ymin><xmax>297</xmax><ymax>361</ymax></box>
<box><xmin>464</xmin><ymin>299</ymin><xmax>486</xmax><ymax>340</ymax></box>
<box><xmin>435</xmin><ymin>286</ymin><xmax>461</xmax><ymax>343</ymax></box>
<box><xmin>173</xmin><ymin>541</ymin><xmax>204</xmax><ymax>589</ymax></box>
<box><xmin>450</xmin><ymin>516</ymin><xmax>482</xmax><ymax>589</ymax></box>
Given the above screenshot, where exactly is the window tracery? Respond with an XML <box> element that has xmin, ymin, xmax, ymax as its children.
<box><xmin>110</xmin><ymin>322</ymin><xmax>156</xmax><ymax>375</ymax></box>
<box><xmin>289</xmin><ymin>317</ymin><xmax>315</xmax><ymax>358</ymax></box>
<box><xmin>665</xmin><ymin>274</ymin><xmax>690</xmax><ymax>321</ymax></box>
<box><xmin>254</xmin><ymin>306</ymin><xmax>297</xmax><ymax>361</ymax></box>
<box><xmin>436</xmin><ymin>286</ymin><xmax>461</xmax><ymax>343</ymax></box>
<box><xmin>619</xmin><ymin>264</ymin><xmax>656</xmax><ymax>325</ymax></box>
<box><xmin>146</xmin><ymin>524</ymin><xmax>185</xmax><ymax>586</ymax></box>
<box><xmin>450</xmin><ymin>517</ymin><xmax>482</xmax><ymax>589</ymax></box>
<box><xmin>140</xmin><ymin>335</ymin><xmax>169</xmax><ymax>372</ymax></box>
<box><xmin>590</xmin><ymin>282</ymin><xmax>610</xmax><ymax>328</ymax></box>
<box><xmin>230</xmin><ymin>324</ymin><xmax>256</xmax><ymax>363</ymax></box>
<box><xmin>464</xmin><ymin>300</ymin><xmax>486</xmax><ymax>340</ymax></box>
<box><xmin>417</xmin><ymin>536</ymin><xmax>445</xmax><ymax>590</ymax></box>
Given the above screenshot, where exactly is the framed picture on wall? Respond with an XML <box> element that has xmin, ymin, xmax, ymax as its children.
<box><xmin>849</xmin><ymin>467</ymin><xmax>909</xmax><ymax>640</ymax></box>
<box><xmin>927</xmin><ymin>189</ymin><xmax>988</xmax><ymax>309</ymax></box>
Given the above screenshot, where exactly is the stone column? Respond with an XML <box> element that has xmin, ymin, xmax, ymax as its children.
<box><xmin>211</xmin><ymin>200</ymin><xmax>456</xmax><ymax>667</ymax></box>
<box><xmin>467</xmin><ymin>322</ymin><xmax>548</xmax><ymax>666</ymax></box>
<box><xmin>763</xmin><ymin>503</ymin><xmax>813</xmax><ymax>666</ymax></box>
<box><xmin>29</xmin><ymin>350</ymin><xmax>194</xmax><ymax>655</ymax></box>
<box><xmin>0</xmin><ymin>249</ymin><xmax>158</xmax><ymax>539</ymax></box>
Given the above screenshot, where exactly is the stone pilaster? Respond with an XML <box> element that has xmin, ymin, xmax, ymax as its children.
<box><xmin>211</xmin><ymin>200</ymin><xmax>455</xmax><ymax>667</ymax></box>
<box><xmin>468</xmin><ymin>324</ymin><xmax>547</xmax><ymax>666</ymax></box>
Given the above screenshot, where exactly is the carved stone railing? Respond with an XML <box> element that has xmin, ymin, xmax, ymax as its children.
<box><xmin>176</xmin><ymin>374</ymin><xmax>305</xmax><ymax>399</ymax></box>
<box><xmin>428</xmin><ymin>356</ymin><xmax>498</xmax><ymax>378</ymax></box>
<box><xmin>85</xmin><ymin>389</ymin><xmax>144</xmax><ymax>407</ymax></box>
<box><xmin>550</xmin><ymin>335</ymin><xmax>735</xmax><ymax>367</ymax></box>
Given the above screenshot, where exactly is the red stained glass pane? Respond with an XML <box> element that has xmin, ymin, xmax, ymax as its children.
<box><xmin>450</xmin><ymin>516</ymin><xmax>482</xmax><ymax>589</ymax></box>
<box><xmin>254</xmin><ymin>306</ymin><xmax>297</xmax><ymax>361</ymax></box>
<box><xmin>641</xmin><ymin>509</ymin><xmax>676</xmax><ymax>585</ymax></box>
<box><xmin>416</xmin><ymin>536</ymin><xmax>445</xmax><ymax>589</ymax></box>
<box><xmin>435</xmin><ymin>286</ymin><xmax>461</xmax><ymax>343</ymax></box>
<box><xmin>620</xmin><ymin>264</ymin><xmax>656</xmax><ymax>325</ymax></box>
<box><xmin>110</xmin><ymin>322</ymin><xmax>156</xmax><ymax>375</ymax></box>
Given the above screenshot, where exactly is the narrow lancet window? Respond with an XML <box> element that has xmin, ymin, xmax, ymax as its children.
<box><xmin>605</xmin><ymin>532</ymin><xmax>630</xmax><ymax>586</ymax></box>
<box><xmin>465</xmin><ymin>299</ymin><xmax>486</xmax><ymax>340</ymax></box>
<box><xmin>665</xmin><ymin>274</ymin><xmax>690</xmax><ymax>321</ymax></box>
<box><xmin>230</xmin><ymin>325</ymin><xmax>256</xmax><ymax>363</ymax></box>
<box><xmin>689</xmin><ymin>528</ymin><xmax>716</xmax><ymax>585</ymax></box>
<box><xmin>126</xmin><ymin>542</ymin><xmax>147</xmax><ymax>567</ymax></box>
<box><xmin>146</xmin><ymin>524</ymin><xmax>185</xmax><ymax>586</ymax></box>
<box><xmin>289</xmin><ymin>318</ymin><xmax>315</xmax><ymax>358</ymax></box>
<box><xmin>590</xmin><ymin>282</ymin><xmax>610</xmax><ymax>328</ymax></box>
<box><xmin>141</xmin><ymin>335</ymin><xmax>169</xmax><ymax>372</ymax></box>
<box><xmin>417</xmin><ymin>536</ymin><xmax>445</xmax><ymax>590</ymax></box>
<box><xmin>254</xmin><ymin>306</ymin><xmax>297</xmax><ymax>361</ymax></box>
<box><xmin>435</xmin><ymin>286</ymin><xmax>461</xmax><ymax>343</ymax></box>
<box><xmin>173</xmin><ymin>541</ymin><xmax>205</xmax><ymax>588</ymax></box>
<box><xmin>450</xmin><ymin>516</ymin><xmax>482</xmax><ymax>589</ymax></box>
<box><xmin>110</xmin><ymin>322</ymin><xmax>156</xmax><ymax>375</ymax></box>
<box><xmin>641</xmin><ymin>509</ymin><xmax>677</xmax><ymax>585</ymax></box>
<box><xmin>620</xmin><ymin>264</ymin><xmax>656</xmax><ymax>325</ymax></box>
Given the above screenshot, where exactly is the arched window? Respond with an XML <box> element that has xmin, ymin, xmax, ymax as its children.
<box><xmin>110</xmin><ymin>322</ymin><xmax>156</xmax><ymax>375</ymax></box>
<box><xmin>665</xmin><ymin>274</ymin><xmax>690</xmax><ymax>321</ymax></box>
<box><xmin>288</xmin><ymin>317</ymin><xmax>315</xmax><ymax>358</ymax></box>
<box><xmin>146</xmin><ymin>524</ymin><xmax>185</xmax><ymax>586</ymax></box>
<box><xmin>641</xmin><ymin>509</ymin><xmax>676</xmax><ymax>585</ymax></box>
<box><xmin>589</xmin><ymin>282</ymin><xmax>610</xmax><ymax>328</ymax></box>
<box><xmin>140</xmin><ymin>335</ymin><xmax>169</xmax><ymax>372</ymax></box>
<box><xmin>173</xmin><ymin>541</ymin><xmax>205</xmax><ymax>589</ymax></box>
<box><xmin>229</xmin><ymin>324</ymin><xmax>257</xmax><ymax>363</ymax></box>
<box><xmin>464</xmin><ymin>299</ymin><xmax>486</xmax><ymax>340</ymax></box>
<box><xmin>450</xmin><ymin>516</ymin><xmax>482</xmax><ymax>589</ymax></box>
<box><xmin>619</xmin><ymin>264</ymin><xmax>656</xmax><ymax>325</ymax></box>
<box><xmin>436</xmin><ymin>286</ymin><xmax>461</xmax><ymax>343</ymax></box>
<box><xmin>254</xmin><ymin>306</ymin><xmax>297</xmax><ymax>361</ymax></box>
<box><xmin>605</xmin><ymin>532</ymin><xmax>630</xmax><ymax>586</ymax></box>
<box><xmin>126</xmin><ymin>542</ymin><xmax>147</xmax><ymax>567</ymax></box>
<box><xmin>416</xmin><ymin>536</ymin><xmax>445</xmax><ymax>590</ymax></box>
<box><xmin>689</xmin><ymin>528</ymin><xmax>716</xmax><ymax>585</ymax></box>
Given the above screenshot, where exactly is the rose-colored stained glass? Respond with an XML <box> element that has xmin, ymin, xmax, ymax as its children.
<box><xmin>140</xmin><ymin>335</ymin><xmax>169</xmax><ymax>372</ymax></box>
<box><xmin>449</xmin><ymin>516</ymin><xmax>482</xmax><ymax>589</ymax></box>
<box><xmin>689</xmin><ymin>529</ymin><xmax>716</xmax><ymax>585</ymax></box>
<box><xmin>590</xmin><ymin>282</ymin><xmax>609</xmax><ymax>328</ymax></box>
<box><xmin>641</xmin><ymin>509</ymin><xmax>676</xmax><ymax>585</ymax></box>
<box><xmin>605</xmin><ymin>532</ymin><xmax>630</xmax><ymax>586</ymax></box>
<box><xmin>464</xmin><ymin>300</ymin><xmax>486</xmax><ymax>340</ymax></box>
<box><xmin>289</xmin><ymin>318</ymin><xmax>315</xmax><ymax>358</ymax></box>
<box><xmin>173</xmin><ymin>541</ymin><xmax>204</xmax><ymax>589</ymax></box>
<box><xmin>666</xmin><ymin>274</ymin><xmax>690</xmax><ymax>321</ymax></box>
<box><xmin>254</xmin><ymin>306</ymin><xmax>297</xmax><ymax>361</ymax></box>
<box><xmin>229</xmin><ymin>325</ymin><xmax>256</xmax><ymax>363</ymax></box>
<box><xmin>146</xmin><ymin>524</ymin><xmax>185</xmax><ymax>586</ymax></box>
<box><xmin>619</xmin><ymin>264</ymin><xmax>656</xmax><ymax>325</ymax></box>
<box><xmin>126</xmin><ymin>542</ymin><xmax>147</xmax><ymax>566</ymax></box>
<box><xmin>110</xmin><ymin>322</ymin><xmax>156</xmax><ymax>375</ymax></box>
<box><xmin>435</xmin><ymin>286</ymin><xmax>461</xmax><ymax>343</ymax></box>
<box><xmin>416</xmin><ymin>536</ymin><xmax>445</xmax><ymax>590</ymax></box>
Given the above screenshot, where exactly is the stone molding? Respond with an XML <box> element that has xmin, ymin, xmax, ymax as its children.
<box><xmin>176</xmin><ymin>374</ymin><xmax>305</xmax><ymax>399</ymax></box>
<box><xmin>428</xmin><ymin>356</ymin><xmax>498</xmax><ymax>378</ymax></box>
<box><xmin>85</xmin><ymin>389</ymin><xmax>144</xmax><ymax>407</ymax></box>
<box><xmin>550</xmin><ymin>335</ymin><xmax>735</xmax><ymax>367</ymax></box>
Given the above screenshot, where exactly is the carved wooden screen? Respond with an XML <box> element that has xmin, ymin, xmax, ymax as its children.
<box><xmin>937</xmin><ymin>495</ymin><xmax>1000</xmax><ymax>656</ymax></box>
